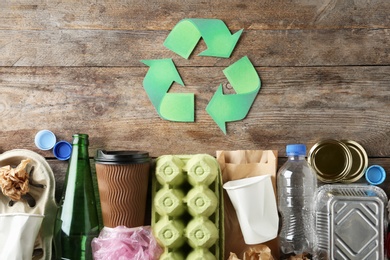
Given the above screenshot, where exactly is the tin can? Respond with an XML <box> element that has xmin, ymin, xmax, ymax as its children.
<box><xmin>308</xmin><ymin>139</ymin><xmax>352</xmax><ymax>183</ymax></box>
<box><xmin>340</xmin><ymin>140</ymin><xmax>368</xmax><ymax>183</ymax></box>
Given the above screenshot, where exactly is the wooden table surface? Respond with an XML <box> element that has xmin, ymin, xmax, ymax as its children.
<box><xmin>0</xmin><ymin>0</ymin><xmax>389</xmax><ymax>205</ymax></box>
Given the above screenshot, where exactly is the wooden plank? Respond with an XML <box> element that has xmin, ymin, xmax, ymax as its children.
<box><xmin>0</xmin><ymin>66</ymin><xmax>389</xmax><ymax>157</ymax></box>
<box><xmin>0</xmin><ymin>28</ymin><xmax>389</xmax><ymax>67</ymax></box>
<box><xmin>0</xmin><ymin>0</ymin><xmax>389</xmax><ymax>30</ymax></box>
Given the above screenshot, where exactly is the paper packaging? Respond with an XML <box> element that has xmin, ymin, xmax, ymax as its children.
<box><xmin>0</xmin><ymin>213</ymin><xmax>44</xmax><ymax>260</ymax></box>
<box><xmin>0</xmin><ymin>149</ymin><xmax>58</xmax><ymax>260</ymax></box>
<box><xmin>216</xmin><ymin>150</ymin><xmax>279</xmax><ymax>259</ymax></box>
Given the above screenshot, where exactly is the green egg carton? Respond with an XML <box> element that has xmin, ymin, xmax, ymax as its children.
<box><xmin>152</xmin><ymin>154</ymin><xmax>224</xmax><ymax>260</ymax></box>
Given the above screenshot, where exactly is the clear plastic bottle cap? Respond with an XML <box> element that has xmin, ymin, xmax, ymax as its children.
<box><xmin>286</xmin><ymin>144</ymin><xmax>306</xmax><ymax>156</ymax></box>
<box><xmin>365</xmin><ymin>165</ymin><xmax>386</xmax><ymax>185</ymax></box>
<box><xmin>34</xmin><ymin>130</ymin><xmax>56</xmax><ymax>150</ymax></box>
<box><xmin>53</xmin><ymin>141</ymin><xmax>72</xmax><ymax>160</ymax></box>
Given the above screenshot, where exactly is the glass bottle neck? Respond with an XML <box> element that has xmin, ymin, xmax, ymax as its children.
<box><xmin>72</xmin><ymin>134</ymin><xmax>89</xmax><ymax>145</ymax></box>
<box><xmin>71</xmin><ymin>134</ymin><xmax>89</xmax><ymax>159</ymax></box>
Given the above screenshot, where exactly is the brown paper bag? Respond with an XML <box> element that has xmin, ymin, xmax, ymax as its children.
<box><xmin>216</xmin><ymin>150</ymin><xmax>279</xmax><ymax>259</ymax></box>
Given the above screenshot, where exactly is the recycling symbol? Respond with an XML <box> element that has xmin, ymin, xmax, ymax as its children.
<box><xmin>141</xmin><ymin>18</ymin><xmax>261</xmax><ymax>134</ymax></box>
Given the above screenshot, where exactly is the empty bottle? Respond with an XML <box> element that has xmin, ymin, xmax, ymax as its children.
<box><xmin>277</xmin><ymin>144</ymin><xmax>317</xmax><ymax>258</ymax></box>
<box><xmin>54</xmin><ymin>134</ymin><xmax>99</xmax><ymax>260</ymax></box>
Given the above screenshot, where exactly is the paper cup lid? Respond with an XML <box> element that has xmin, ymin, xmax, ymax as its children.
<box><xmin>365</xmin><ymin>165</ymin><xmax>386</xmax><ymax>185</ymax></box>
<box><xmin>34</xmin><ymin>130</ymin><xmax>56</xmax><ymax>150</ymax></box>
<box><xmin>53</xmin><ymin>141</ymin><xmax>72</xmax><ymax>160</ymax></box>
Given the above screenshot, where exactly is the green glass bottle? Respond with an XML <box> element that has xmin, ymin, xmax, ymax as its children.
<box><xmin>55</xmin><ymin>134</ymin><xmax>99</xmax><ymax>260</ymax></box>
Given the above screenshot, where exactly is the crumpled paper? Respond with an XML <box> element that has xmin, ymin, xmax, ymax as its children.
<box><xmin>92</xmin><ymin>226</ymin><xmax>163</xmax><ymax>260</ymax></box>
<box><xmin>228</xmin><ymin>245</ymin><xmax>274</xmax><ymax>260</ymax></box>
<box><xmin>0</xmin><ymin>159</ymin><xmax>30</xmax><ymax>201</ymax></box>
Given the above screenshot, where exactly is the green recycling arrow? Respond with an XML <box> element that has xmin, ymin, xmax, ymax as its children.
<box><xmin>141</xmin><ymin>19</ymin><xmax>260</xmax><ymax>134</ymax></box>
<box><xmin>141</xmin><ymin>58</ymin><xmax>194</xmax><ymax>122</ymax></box>
<box><xmin>206</xmin><ymin>56</ymin><xmax>261</xmax><ymax>134</ymax></box>
<box><xmin>164</xmin><ymin>18</ymin><xmax>243</xmax><ymax>59</ymax></box>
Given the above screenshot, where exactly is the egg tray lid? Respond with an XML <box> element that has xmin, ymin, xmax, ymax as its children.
<box><xmin>151</xmin><ymin>154</ymin><xmax>224</xmax><ymax>260</ymax></box>
<box><xmin>315</xmin><ymin>184</ymin><xmax>388</xmax><ymax>260</ymax></box>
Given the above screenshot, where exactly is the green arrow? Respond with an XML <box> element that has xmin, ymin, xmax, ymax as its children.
<box><xmin>141</xmin><ymin>58</ymin><xmax>194</xmax><ymax>122</ymax></box>
<box><xmin>164</xmin><ymin>18</ymin><xmax>243</xmax><ymax>59</ymax></box>
<box><xmin>206</xmin><ymin>56</ymin><xmax>261</xmax><ymax>134</ymax></box>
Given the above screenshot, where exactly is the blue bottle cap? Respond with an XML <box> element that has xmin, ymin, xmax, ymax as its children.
<box><xmin>53</xmin><ymin>141</ymin><xmax>72</xmax><ymax>160</ymax></box>
<box><xmin>35</xmin><ymin>130</ymin><xmax>56</xmax><ymax>150</ymax></box>
<box><xmin>365</xmin><ymin>165</ymin><xmax>386</xmax><ymax>185</ymax></box>
<box><xmin>286</xmin><ymin>144</ymin><xmax>306</xmax><ymax>156</ymax></box>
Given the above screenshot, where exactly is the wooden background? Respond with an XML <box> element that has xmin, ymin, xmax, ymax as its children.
<box><xmin>0</xmin><ymin>0</ymin><xmax>389</xmax><ymax>222</ymax></box>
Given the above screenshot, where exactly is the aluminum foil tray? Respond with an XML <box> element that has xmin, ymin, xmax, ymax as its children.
<box><xmin>315</xmin><ymin>184</ymin><xmax>388</xmax><ymax>260</ymax></box>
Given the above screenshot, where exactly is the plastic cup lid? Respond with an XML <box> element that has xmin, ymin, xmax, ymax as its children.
<box><xmin>95</xmin><ymin>150</ymin><xmax>150</xmax><ymax>164</ymax></box>
<box><xmin>53</xmin><ymin>141</ymin><xmax>72</xmax><ymax>160</ymax></box>
<box><xmin>365</xmin><ymin>165</ymin><xmax>386</xmax><ymax>185</ymax></box>
<box><xmin>34</xmin><ymin>130</ymin><xmax>56</xmax><ymax>150</ymax></box>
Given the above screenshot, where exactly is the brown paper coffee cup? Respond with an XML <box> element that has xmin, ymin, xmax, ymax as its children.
<box><xmin>95</xmin><ymin>150</ymin><xmax>151</xmax><ymax>228</ymax></box>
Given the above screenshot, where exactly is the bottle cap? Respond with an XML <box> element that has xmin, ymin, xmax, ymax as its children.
<box><xmin>35</xmin><ymin>130</ymin><xmax>56</xmax><ymax>150</ymax></box>
<box><xmin>365</xmin><ymin>165</ymin><xmax>386</xmax><ymax>185</ymax></box>
<box><xmin>308</xmin><ymin>139</ymin><xmax>352</xmax><ymax>183</ymax></box>
<box><xmin>53</xmin><ymin>141</ymin><xmax>72</xmax><ymax>160</ymax></box>
<box><xmin>95</xmin><ymin>150</ymin><xmax>150</xmax><ymax>165</ymax></box>
<box><xmin>286</xmin><ymin>144</ymin><xmax>306</xmax><ymax>156</ymax></box>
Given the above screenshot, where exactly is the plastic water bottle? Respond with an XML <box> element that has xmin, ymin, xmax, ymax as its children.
<box><xmin>277</xmin><ymin>144</ymin><xmax>317</xmax><ymax>258</ymax></box>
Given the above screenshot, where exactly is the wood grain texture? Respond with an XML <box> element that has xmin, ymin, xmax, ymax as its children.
<box><xmin>0</xmin><ymin>0</ymin><xmax>389</xmax><ymax>30</ymax></box>
<box><xmin>0</xmin><ymin>66</ymin><xmax>389</xmax><ymax>157</ymax></box>
<box><xmin>0</xmin><ymin>29</ymin><xmax>389</xmax><ymax>66</ymax></box>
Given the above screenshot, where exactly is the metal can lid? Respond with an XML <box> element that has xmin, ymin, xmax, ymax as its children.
<box><xmin>340</xmin><ymin>140</ymin><xmax>368</xmax><ymax>183</ymax></box>
<box><xmin>308</xmin><ymin>139</ymin><xmax>352</xmax><ymax>183</ymax></box>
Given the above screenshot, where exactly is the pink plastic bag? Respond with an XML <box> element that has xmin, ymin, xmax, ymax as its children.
<box><xmin>92</xmin><ymin>226</ymin><xmax>163</xmax><ymax>260</ymax></box>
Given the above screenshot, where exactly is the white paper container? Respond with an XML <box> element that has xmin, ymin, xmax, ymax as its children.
<box><xmin>223</xmin><ymin>175</ymin><xmax>278</xmax><ymax>244</ymax></box>
<box><xmin>0</xmin><ymin>213</ymin><xmax>44</xmax><ymax>260</ymax></box>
